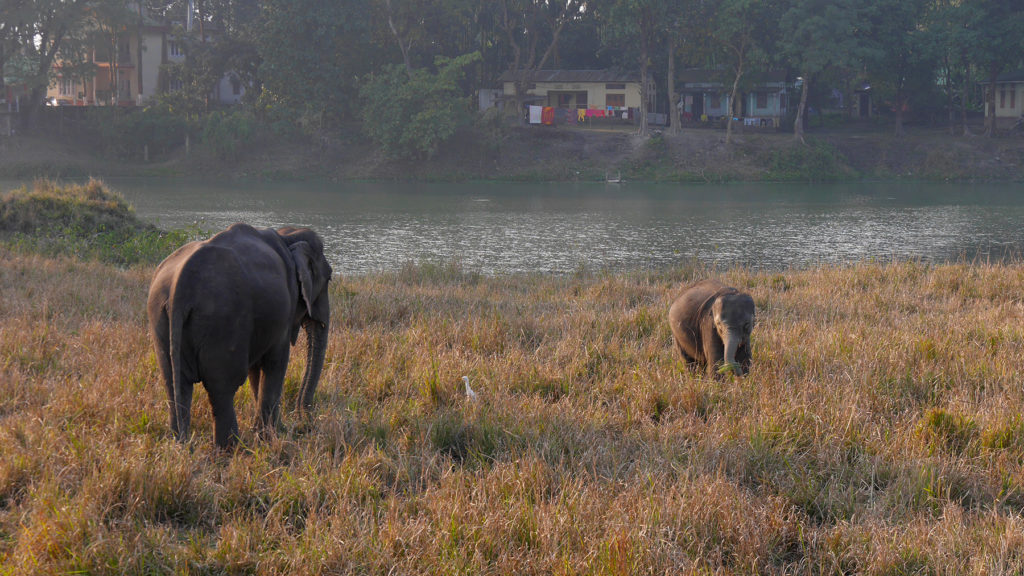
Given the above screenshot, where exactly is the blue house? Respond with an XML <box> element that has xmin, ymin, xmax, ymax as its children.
<box><xmin>676</xmin><ymin>70</ymin><xmax>791</xmax><ymax>128</ymax></box>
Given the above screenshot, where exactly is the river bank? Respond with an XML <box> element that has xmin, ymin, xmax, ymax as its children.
<box><xmin>3</xmin><ymin>182</ymin><xmax>1024</xmax><ymax>573</ymax></box>
<box><xmin>3</xmin><ymin>121</ymin><xmax>1024</xmax><ymax>182</ymax></box>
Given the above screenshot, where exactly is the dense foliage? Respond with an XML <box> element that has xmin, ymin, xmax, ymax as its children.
<box><xmin>360</xmin><ymin>53</ymin><xmax>482</xmax><ymax>160</ymax></box>
<box><xmin>2</xmin><ymin>0</ymin><xmax>1024</xmax><ymax>155</ymax></box>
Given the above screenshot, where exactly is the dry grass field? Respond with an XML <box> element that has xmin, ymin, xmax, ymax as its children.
<box><xmin>3</xmin><ymin>182</ymin><xmax>1024</xmax><ymax>574</ymax></box>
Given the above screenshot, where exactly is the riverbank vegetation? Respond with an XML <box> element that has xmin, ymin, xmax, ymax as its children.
<box><xmin>3</xmin><ymin>183</ymin><xmax>1024</xmax><ymax>573</ymax></box>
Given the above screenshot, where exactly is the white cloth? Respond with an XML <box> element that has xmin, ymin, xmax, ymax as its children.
<box><xmin>529</xmin><ymin>105</ymin><xmax>542</xmax><ymax>124</ymax></box>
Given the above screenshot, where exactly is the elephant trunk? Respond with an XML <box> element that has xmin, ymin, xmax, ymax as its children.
<box><xmin>298</xmin><ymin>318</ymin><xmax>328</xmax><ymax>413</ymax></box>
<box><xmin>723</xmin><ymin>331</ymin><xmax>741</xmax><ymax>374</ymax></box>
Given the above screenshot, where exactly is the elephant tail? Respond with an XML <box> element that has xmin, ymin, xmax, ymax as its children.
<box><xmin>167</xmin><ymin>285</ymin><xmax>191</xmax><ymax>443</ymax></box>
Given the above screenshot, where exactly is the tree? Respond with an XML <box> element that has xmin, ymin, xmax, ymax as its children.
<box><xmin>255</xmin><ymin>0</ymin><xmax>377</xmax><ymax>126</ymax></box>
<box><xmin>924</xmin><ymin>0</ymin><xmax>970</xmax><ymax>135</ymax></box>
<box><xmin>711</xmin><ymin>0</ymin><xmax>775</xmax><ymax>144</ymax></box>
<box><xmin>778</xmin><ymin>0</ymin><xmax>859</xmax><ymax>143</ymax></box>
<box><xmin>497</xmin><ymin>0</ymin><xmax>585</xmax><ymax>123</ymax></box>
<box><xmin>88</xmin><ymin>0</ymin><xmax>138</xmax><ymax>105</ymax></box>
<box><xmin>957</xmin><ymin>0</ymin><xmax>1024</xmax><ymax>136</ymax></box>
<box><xmin>860</xmin><ymin>0</ymin><xmax>935</xmax><ymax>137</ymax></box>
<box><xmin>6</xmin><ymin>0</ymin><xmax>90</xmax><ymax>128</ymax></box>
<box><xmin>360</xmin><ymin>52</ymin><xmax>482</xmax><ymax>159</ymax></box>
<box><xmin>600</xmin><ymin>0</ymin><xmax>664</xmax><ymax>137</ymax></box>
<box><xmin>664</xmin><ymin>0</ymin><xmax>715</xmax><ymax>135</ymax></box>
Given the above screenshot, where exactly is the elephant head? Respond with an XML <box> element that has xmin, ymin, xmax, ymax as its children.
<box><xmin>711</xmin><ymin>292</ymin><xmax>755</xmax><ymax>375</ymax></box>
<box><xmin>278</xmin><ymin>227</ymin><xmax>333</xmax><ymax>412</ymax></box>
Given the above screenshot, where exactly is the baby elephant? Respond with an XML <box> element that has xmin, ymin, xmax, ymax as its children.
<box><xmin>669</xmin><ymin>279</ymin><xmax>755</xmax><ymax>377</ymax></box>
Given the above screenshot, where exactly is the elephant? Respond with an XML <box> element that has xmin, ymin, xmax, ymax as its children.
<box><xmin>668</xmin><ymin>279</ymin><xmax>755</xmax><ymax>378</ymax></box>
<box><xmin>147</xmin><ymin>223</ymin><xmax>332</xmax><ymax>448</ymax></box>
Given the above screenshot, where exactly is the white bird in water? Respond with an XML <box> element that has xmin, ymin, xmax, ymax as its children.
<box><xmin>462</xmin><ymin>376</ymin><xmax>477</xmax><ymax>401</ymax></box>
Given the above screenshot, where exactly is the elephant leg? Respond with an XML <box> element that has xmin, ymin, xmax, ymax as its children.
<box><xmin>248</xmin><ymin>368</ymin><xmax>261</xmax><ymax>405</ymax></box>
<box><xmin>675</xmin><ymin>342</ymin><xmax>699</xmax><ymax>371</ymax></box>
<box><xmin>255</xmin><ymin>345</ymin><xmax>289</xmax><ymax>431</ymax></box>
<box><xmin>704</xmin><ymin>338</ymin><xmax>724</xmax><ymax>378</ymax></box>
<box><xmin>207</xmin><ymin>387</ymin><xmax>240</xmax><ymax>448</ymax></box>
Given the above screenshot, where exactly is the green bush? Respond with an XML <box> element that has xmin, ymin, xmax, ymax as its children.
<box><xmin>80</xmin><ymin>107</ymin><xmax>192</xmax><ymax>160</ymax></box>
<box><xmin>765</xmin><ymin>139</ymin><xmax>853</xmax><ymax>181</ymax></box>
<box><xmin>200</xmin><ymin>110</ymin><xmax>255</xmax><ymax>161</ymax></box>
<box><xmin>360</xmin><ymin>52</ymin><xmax>482</xmax><ymax>160</ymax></box>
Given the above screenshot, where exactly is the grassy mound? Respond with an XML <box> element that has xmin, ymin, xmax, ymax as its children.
<box><xmin>0</xmin><ymin>179</ymin><xmax>190</xmax><ymax>265</ymax></box>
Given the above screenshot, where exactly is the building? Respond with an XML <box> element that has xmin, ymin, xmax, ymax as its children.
<box><xmin>45</xmin><ymin>5</ymin><xmax>243</xmax><ymax>107</ymax></box>
<box><xmin>987</xmin><ymin>70</ymin><xmax>1024</xmax><ymax>129</ymax></box>
<box><xmin>496</xmin><ymin>69</ymin><xmax>654</xmax><ymax>114</ymax></box>
<box><xmin>676</xmin><ymin>70</ymin><xmax>790</xmax><ymax>127</ymax></box>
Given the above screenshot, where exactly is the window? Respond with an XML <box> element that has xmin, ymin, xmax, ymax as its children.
<box><xmin>169</xmin><ymin>41</ymin><xmax>182</xmax><ymax>57</ymax></box>
<box><xmin>756</xmin><ymin>92</ymin><xmax>768</xmax><ymax>109</ymax></box>
<box><xmin>606</xmin><ymin>83</ymin><xmax>626</xmax><ymax>90</ymax></box>
<box><xmin>1000</xmin><ymin>89</ymin><xmax>1006</xmax><ymax>108</ymax></box>
<box><xmin>606</xmin><ymin>93</ymin><xmax>625</xmax><ymax>108</ymax></box>
<box><xmin>118</xmin><ymin>40</ymin><xmax>131</xmax><ymax>64</ymax></box>
<box><xmin>59</xmin><ymin>77</ymin><xmax>75</xmax><ymax>96</ymax></box>
<box><xmin>710</xmin><ymin>94</ymin><xmax>721</xmax><ymax>109</ymax></box>
<box><xmin>1012</xmin><ymin>89</ymin><xmax>1017</xmax><ymax>110</ymax></box>
<box><xmin>169</xmin><ymin>78</ymin><xmax>184</xmax><ymax>92</ymax></box>
<box><xmin>231</xmin><ymin>76</ymin><xmax>242</xmax><ymax>95</ymax></box>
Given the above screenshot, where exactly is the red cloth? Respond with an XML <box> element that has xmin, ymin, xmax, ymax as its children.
<box><xmin>542</xmin><ymin>107</ymin><xmax>555</xmax><ymax>125</ymax></box>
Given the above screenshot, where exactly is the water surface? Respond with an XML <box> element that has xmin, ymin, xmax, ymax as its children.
<box><xmin>6</xmin><ymin>179</ymin><xmax>1023</xmax><ymax>275</ymax></box>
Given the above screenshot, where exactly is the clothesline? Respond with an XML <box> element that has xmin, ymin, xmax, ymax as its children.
<box><xmin>528</xmin><ymin>105</ymin><xmax>635</xmax><ymax>126</ymax></box>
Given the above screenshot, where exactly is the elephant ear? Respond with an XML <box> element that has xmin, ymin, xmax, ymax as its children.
<box><xmin>289</xmin><ymin>241</ymin><xmax>319</xmax><ymax>323</ymax></box>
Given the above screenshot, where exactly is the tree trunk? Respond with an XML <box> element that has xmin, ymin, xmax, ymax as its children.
<box><xmin>638</xmin><ymin>54</ymin><xmax>649</xmax><ymax>137</ymax></box>
<box><xmin>984</xmin><ymin>72</ymin><xmax>999</xmax><ymax>137</ymax></box>
<box><xmin>725</xmin><ymin>58</ymin><xmax>743</xmax><ymax>145</ymax></box>
<box><xmin>794</xmin><ymin>75</ymin><xmax>808</xmax><ymax>144</ymax></box>
<box><xmin>384</xmin><ymin>0</ymin><xmax>413</xmax><ymax>78</ymax></box>
<box><xmin>944</xmin><ymin>56</ymin><xmax>954</xmax><ymax>135</ymax></box>
<box><xmin>961</xmin><ymin>63</ymin><xmax>970</xmax><ymax>136</ymax></box>
<box><xmin>893</xmin><ymin>85</ymin><xmax>907</xmax><ymax>137</ymax></box>
<box><xmin>668</xmin><ymin>38</ymin><xmax>680</xmax><ymax>136</ymax></box>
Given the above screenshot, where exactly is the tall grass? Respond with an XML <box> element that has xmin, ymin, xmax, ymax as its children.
<box><xmin>3</xmin><ymin>247</ymin><xmax>1024</xmax><ymax>574</ymax></box>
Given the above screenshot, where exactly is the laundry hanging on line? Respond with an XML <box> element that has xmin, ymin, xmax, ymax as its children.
<box><xmin>528</xmin><ymin>105</ymin><xmax>543</xmax><ymax>124</ymax></box>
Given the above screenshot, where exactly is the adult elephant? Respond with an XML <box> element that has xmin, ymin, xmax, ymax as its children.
<box><xmin>147</xmin><ymin>223</ymin><xmax>333</xmax><ymax>448</ymax></box>
<box><xmin>668</xmin><ymin>279</ymin><xmax>755</xmax><ymax>378</ymax></box>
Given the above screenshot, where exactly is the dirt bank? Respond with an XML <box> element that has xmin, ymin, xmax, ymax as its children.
<box><xmin>3</xmin><ymin>121</ymin><xmax>1024</xmax><ymax>182</ymax></box>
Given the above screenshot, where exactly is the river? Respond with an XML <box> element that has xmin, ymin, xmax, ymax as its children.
<box><xmin>7</xmin><ymin>178</ymin><xmax>1024</xmax><ymax>275</ymax></box>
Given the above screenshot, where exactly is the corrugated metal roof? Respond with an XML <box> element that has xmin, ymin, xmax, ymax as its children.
<box><xmin>496</xmin><ymin>69</ymin><xmax>642</xmax><ymax>84</ymax></box>
<box><xmin>997</xmin><ymin>70</ymin><xmax>1024</xmax><ymax>83</ymax></box>
<box><xmin>676</xmin><ymin>69</ymin><xmax>789</xmax><ymax>86</ymax></box>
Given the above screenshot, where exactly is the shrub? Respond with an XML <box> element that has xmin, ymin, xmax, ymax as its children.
<box><xmin>765</xmin><ymin>138</ymin><xmax>853</xmax><ymax>181</ymax></box>
<box><xmin>200</xmin><ymin>110</ymin><xmax>256</xmax><ymax>161</ymax></box>
<box><xmin>80</xmin><ymin>106</ymin><xmax>192</xmax><ymax>160</ymax></box>
<box><xmin>360</xmin><ymin>52</ymin><xmax>482</xmax><ymax>160</ymax></box>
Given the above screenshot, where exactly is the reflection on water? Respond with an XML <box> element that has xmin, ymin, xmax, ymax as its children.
<box><xmin>13</xmin><ymin>178</ymin><xmax>1024</xmax><ymax>274</ymax></box>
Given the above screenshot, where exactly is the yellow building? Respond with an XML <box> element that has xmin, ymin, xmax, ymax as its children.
<box><xmin>497</xmin><ymin>70</ymin><xmax>653</xmax><ymax>113</ymax></box>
